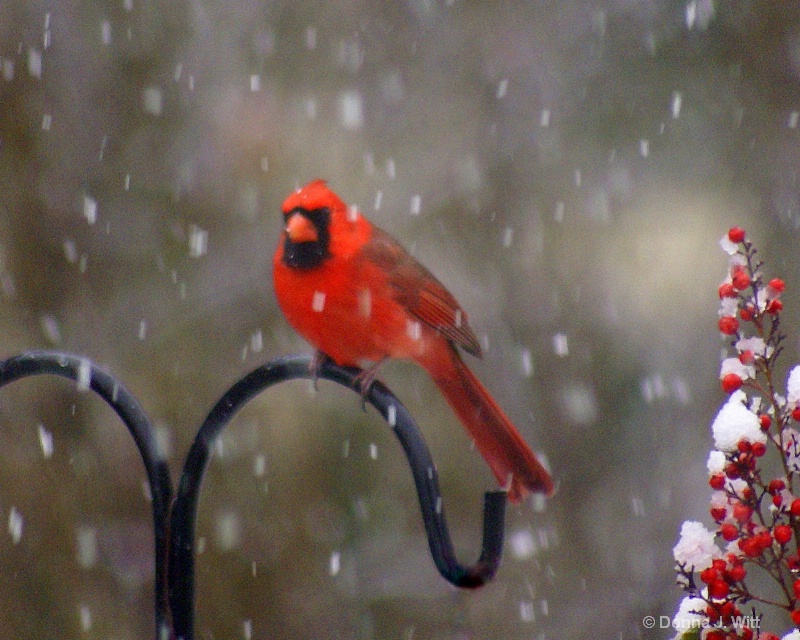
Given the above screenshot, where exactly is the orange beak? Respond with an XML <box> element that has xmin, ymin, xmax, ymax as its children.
<box><xmin>285</xmin><ymin>213</ymin><xmax>319</xmax><ymax>243</ymax></box>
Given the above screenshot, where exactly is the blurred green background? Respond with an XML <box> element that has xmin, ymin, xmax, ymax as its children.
<box><xmin>1</xmin><ymin>0</ymin><xmax>799</xmax><ymax>638</ymax></box>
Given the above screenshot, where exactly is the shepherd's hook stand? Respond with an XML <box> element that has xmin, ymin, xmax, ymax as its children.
<box><xmin>0</xmin><ymin>351</ymin><xmax>507</xmax><ymax>640</ymax></box>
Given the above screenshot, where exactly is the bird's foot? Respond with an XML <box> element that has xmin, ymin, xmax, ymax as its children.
<box><xmin>309</xmin><ymin>350</ymin><xmax>333</xmax><ymax>391</ymax></box>
<box><xmin>352</xmin><ymin>357</ymin><xmax>388</xmax><ymax>409</ymax></box>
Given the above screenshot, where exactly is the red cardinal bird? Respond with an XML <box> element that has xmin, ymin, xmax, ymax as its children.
<box><xmin>273</xmin><ymin>180</ymin><xmax>553</xmax><ymax>503</ymax></box>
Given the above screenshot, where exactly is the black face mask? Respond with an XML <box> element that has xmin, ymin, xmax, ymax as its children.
<box><xmin>281</xmin><ymin>207</ymin><xmax>332</xmax><ymax>269</ymax></box>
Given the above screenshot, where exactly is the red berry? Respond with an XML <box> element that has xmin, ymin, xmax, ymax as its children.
<box><xmin>760</xmin><ymin>414</ymin><xmax>772</xmax><ymax>430</ymax></box>
<box><xmin>728</xmin><ymin>226</ymin><xmax>746</xmax><ymax>243</ymax></box>
<box><xmin>739</xmin><ymin>536</ymin><xmax>762</xmax><ymax>557</ymax></box>
<box><xmin>718</xmin><ymin>282</ymin><xmax>737</xmax><ymax>298</ymax></box>
<box><xmin>733</xmin><ymin>502</ymin><xmax>753</xmax><ymax>524</ymax></box>
<box><xmin>792</xmin><ymin>608</ymin><xmax>800</xmax><ymax>626</ymax></box>
<box><xmin>751</xmin><ymin>441</ymin><xmax>766</xmax><ymax>457</ymax></box>
<box><xmin>700</xmin><ymin>566</ymin><xmax>718</xmax><ymax>584</ymax></box>
<box><xmin>794</xmin><ymin>578</ymin><xmax>800</xmax><ymax>598</ymax></box>
<box><xmin>725</xmin><ymin>461</ymin><xmax>741</xmax><ymax>479</ymax></box>
<box><xmin>720</xmin><ymin>523</ymin><xmax>739</xmax><ymax>541</ymax></box>
<box><xmin>705</xmin><ymin>632</ymin><xmax>725</xmax><ymax>640</ymax></box>
<box><xmin>775</xmin><ymin>524</ymin><xmax>793</xmax><ymax>545</ymax></box>
<box><xmin>788</xmin><ymin>554</ymin><xmax>800</xmax><ymax>570</ymax></box>
<box><xmin>710</xmin><ymin>506</ymin><xmax>727</xmax><ymax>521</ymax></box>
<box><xmin>739</xmin><ymin>305</ymin><xmax>755</xmax><ymax>321</ymax></box>
<box><xmin>791</xmin><ymin>499</ymin><xmax>800</xmax><ymax>517</ymax></box>
<box><xmin>722</xmin><ymin>373</ymin><xmax>743</xmax><ymax>394</ymax></box>
<box><xmin>724</xmin><ymin>461</ymin><xmax>741</xmax><ymax>479</ymax></box>
<box><xmin>721</xmin><ymin>600</ymin><xmax>738</xmax><ymax>619</ymax></box>
<box><xmin>769</xmin><ymin>277</ymin><xmax>786</xmax><ymax>294</ymax></box>
<box><xmin>737</xmin><ymin>440</ymin><xmax>752</xmax><ymax>454</ymax></box>
<box><xmin>709</xmin><ymin>473</ymin><xmax>726</xmax><ymax>490</ymax></box>
<box><xmin>719</xmin><ymin>316</ymin><xmax>740</xmax><ymax>335</ymax></box>
<box><xmin>738</xmin><ymin>349</ymin><xmax>755</xmax><ymax>365</ymax></box>
<box><xmin>712</xmin><ymin>558</ymin><xmax>726</xmax><ymax>571</ymax></box>
<box><xmin>766</xmin><ymin>299</ymin><xmax>783</xmax><ymax>314</ymax></box>
<box><xmin>768</xmin><ymin>479</ymin><xmax>786</xmax><ymax>494</ymax></box>
<box><xmin>708</xmin><ymin>578</ymin><xmax>729</xmax><ymax>599</ymax></box>
<box><xmin>726</xmin><ymin>563</ymin><xmax>746</xmax><ymax>582</ymax></box>
<box><xmin>731</xmin><ymin>267</ymin><xmax>751</xmax><ymax>290</ymax></box>
<box><xmin>774</xmin><ymin>494</ymin><xmax>784</xmax><ymax>507</ymax></box>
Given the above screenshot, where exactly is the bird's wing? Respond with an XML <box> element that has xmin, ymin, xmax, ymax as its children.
<box><xmin>360</xmin><ymin>227</ymin><xmax>483</xmax><ymax>358</ymax></box>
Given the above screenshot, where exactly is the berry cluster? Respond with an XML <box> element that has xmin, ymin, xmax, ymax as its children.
<box><xmin>671</xmin><ymin>227</ymin><xmax>800</xmax><ymax>640</ymax></box>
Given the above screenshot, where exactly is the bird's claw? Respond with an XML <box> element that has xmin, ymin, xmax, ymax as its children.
<box><xmin>352</xmin><ymin>357</ymin><xmax>387</xmax><ymax>411</ymax></box>
<box><xmin>310</xmin><ymin>352</ymin><xmax>386</xmax><ymax>410</ymax></box>
<box><xmin>309</xmin><ymin>351</ymin><xmax>332</xmax><ymax>391</ymax></box>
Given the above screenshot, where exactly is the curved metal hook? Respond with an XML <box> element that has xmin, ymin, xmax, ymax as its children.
<box><xmin>0</xmin><ymin>351</ymin><xmax>173</xmax><ymax>639</ymax></box>
<box><xmin>0</xmin><ymin>351</ymin><xmax>507</xmax><ymax>640</ymax></box>
<box><xmin>168</xmin><ymin>354</ymin><xmax>506</xmax><ymax>639</ymax></box>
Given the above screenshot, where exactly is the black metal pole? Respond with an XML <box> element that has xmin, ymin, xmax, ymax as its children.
<box><xmin>0</xmin><ymin>351</ymin><xmax>508</xmax><ymax>640</ymax></box>
<box><xmin>168</xmin><ymin>354</ymin><xmax>506</xmax><ymax>639</ymax></box>
<box><xmin>0</xmin><ymin>351</ymin><xmax>173</xmax><ymax>640</ymax></box>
